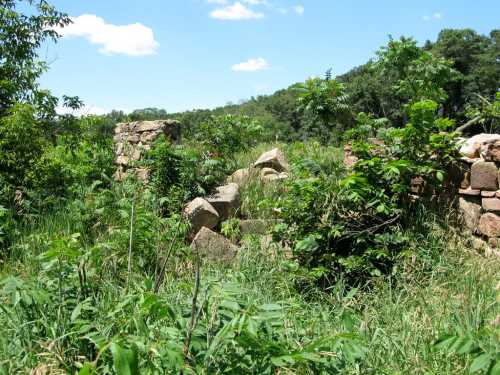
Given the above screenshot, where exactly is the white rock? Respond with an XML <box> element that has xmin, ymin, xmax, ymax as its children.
<box><xmin>459</xmin><ymin>133</ymin><xmax>500</xmax><ymax>159</ymax></box>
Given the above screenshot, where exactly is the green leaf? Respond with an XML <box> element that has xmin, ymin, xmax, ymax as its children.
<box><xmin>470</xmin><ymin>354</ymin><xmax>491</xmax><ymax>373</ymax></box>
<box><xmin>111</xmin><ymin>342</ymin><xmax>139</xmax><ymax>375</ymax></box>
<box><xmin>489</xmin><ymin>360</ymin><xmax>500</xmax><ymax>375</ymax></box>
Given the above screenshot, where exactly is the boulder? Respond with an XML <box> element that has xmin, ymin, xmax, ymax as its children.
<box><xmin>191</xmin><ymin>227</ymin><xmax>238</xmax><ymax>261</ymax></box>
<box><xmin>460</xmin><ymin>133</ymin><xmax>500</xmax><ymax>158</ymax></box>
<box><xmin>254</xmin><ymin>148</ymin><xmax>289</xmax><ymax>172</ymax></box>
<box><xmin>227</xmin><ymin>168</ymin><xmax>251</xmax><ymax>186</ymax></box>
<box><xmin>471</xmin><ymin>161</ymin><xmax>498</xmax><ymax>190</ymax></box>
<box><xmin>459</xmin><ymin>196</ymin><xmax>482</xmax><ymax>230</ymax></box>
<box><xmin>482</xmin><ymin>198</ymin><xmax>500</xmax><ymax>212</ymax></box>
<box><xmin>478</xmin><ymin>213</ymin><xmax>500</xmax><ymax>237</ymax></box>
<box><xmin>206</xmin><ymin>183</ymin><xmax>240</xmax><ymax>221</ymax></box>
<box><xmin>184</xmin><ymin>198</ymin><xmax>219</xmax><ymax>233</ymax></box>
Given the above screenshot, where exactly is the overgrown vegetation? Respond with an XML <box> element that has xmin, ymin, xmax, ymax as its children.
<box><xmin>0</xmin><ymin>1</ymin><xmax>498</xmax><ymax>373</ymax></box>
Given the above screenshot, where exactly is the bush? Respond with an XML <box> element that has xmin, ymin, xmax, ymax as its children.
<box><xmin>275</xmin><ymin>100</ymin><xmax>460</xmax><ymax>285</ymax></box>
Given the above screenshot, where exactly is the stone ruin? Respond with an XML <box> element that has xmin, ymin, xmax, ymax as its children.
<box><xmin>457</xmin><ymin>134</ymin><xmax>500</xmax><ymax>250</ymax></box>
<box><xmin>343</xmin><ymin>133</ymin><xmax>500</xmax><ymax>254</ymax></box>
<box><xmin>113</xmin><ymin>119</ymin><xmax>181</xmax><ymax>181</ymax></box>
<box><xmin>183</xmin><ymin>148</ymin><xmax>289</xmax><ymax>261</ymax></box>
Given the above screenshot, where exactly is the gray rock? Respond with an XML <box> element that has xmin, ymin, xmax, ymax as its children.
<box><xmin>479</xmin><ymin>212</ymin><xmax>500</xmax><ymax>237</ymax></box>
<box><xmin>227</xmin><ymin>168</ymin><xmax>251</xmax><ymax>186</ymax></box>
<box><xmin>459</xmin><ymin>196</ymin><xmax>482</xmax><ymax>230</ymax></box>
<box><xmin>206</xmin><ymin>183</ymin><xmax>240</xmax><ymax>221</ymax></box>
<box><xmin>184</xmin><ymin>198</ymin><xmax>219</xmax><ymax>233</ymax></box>
<box><xmin>191</xmin><ymin>227</ymin><xmax>238</xmax><ymax>262</ymax></box>
<box><xmin>254</xmin><ymin>148</ymin><xmax>289</xmax><ymax>172</ymax></box>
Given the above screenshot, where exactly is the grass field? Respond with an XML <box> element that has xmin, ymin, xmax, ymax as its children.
<box><xmin>0</xmin><ymin>143</ymin><xmax>498</xmax><ymax>374</ymax></box>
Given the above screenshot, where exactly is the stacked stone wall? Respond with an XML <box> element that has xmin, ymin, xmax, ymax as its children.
<box><xmin>343</xmin><ymin>134</ymin><xmax>500</xmax><ymax>252</ymax></box>
<box><xmin>113</xmin><ymin>119</ymin><xmax>181</xmax><ymax>181</ymax></box>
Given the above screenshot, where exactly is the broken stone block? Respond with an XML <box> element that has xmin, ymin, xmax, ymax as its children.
<box><xmin>460</xmin><ymin>133</ymin><xmax>500</xmax><ymax>158</ymax></box>
<box><xmin>136</xmin><ymin>121</ymin><xmax>163</xmax><ymax>133</ymax></box>
<box><xmin>116</xmin><ymin>155</ymin><xmax>130</xmax><ymax>166</ymax></box>
<box><xmin>459</xmin><ymin>196</ymin><xmax>482</xmax><ymax>230</ymax></box>
<box><xmin>478</xmin><ymin>212</ymin><xmax>500</xmax><ymax>237</ymax></box>
<box><xmin>471</xmin><ymin>161</ymin><xmax>498</xmax><ymax>190</ymax></box>
<box><xmin>482</xmin><ymin>198</ymin><xmax>500</xmax><ymax>212</ymax></box>
<box><xmin>227</xmin><ymin>168</ymin><xmax>251</xmax><ymax>186</ymax></box>
<box><xmin>190</xmin><ymin>227</ymin><xmax>238</xmax><ymax>262</ymax></box>
<box><xmin>184</xmin><ymin>198</ymin><xmax>219</xmax><ymax>233</ymax></box>
<box><xmin>482</xmin><ymin>191</ymin><xmax>496</xmax><ymax>197</ymax></box>
<box><xmin>459</xmin><ymin>187</ymin><xmax>481</xmax><ymax>196</ymax></box>
<box><xmin>481</xmin><ymin>139</ymin><xmax>500</xmax><ymax>161</ymax></box>
<box><xmin>206</xmin><ymin>183</ymin><xmax>240</xmax><ymax>221</ymax></box>
<box><xmin>254</xmin><ymin>148</ymin><xmax>289</xmax><ymax>172</ymax></box>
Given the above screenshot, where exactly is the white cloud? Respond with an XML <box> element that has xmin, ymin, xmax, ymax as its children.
<box><xmin>210</xmin><ymin>2</ymin><xmax>264</xmax><ymax>20</ymax></box>
<box><xmin>242</xmin><ymin>0</ymin><xmax>268</xmax><ymax>5</ymax></box>
<box><xmin>207</xmin><ymin>0</ymin><xmax>228</xmax><ymax>4</ymax></box>
<box><xmin>232</xmin><ymin>57</ymin><xmax>269</xmax><ymax>72</ymax></box>
<box><xmin>422</xmin><ymin>12</ymin><xmax>442</xmax><ymax>21</ymax></box>
<box><xmin>54</xmin><ymin>14</ymin><xmax>159</xmax><ymax>56</ymax></box>
<box><xmin>292</xmin><ymin>5</ymin><xmax>304</xmax><ymax>15</ymax></box>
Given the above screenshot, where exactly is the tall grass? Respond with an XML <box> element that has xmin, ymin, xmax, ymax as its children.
<box><xmin>0</xmin><ymin>142</ymin><xmax>498</xmax><ymax>373</ymax></box>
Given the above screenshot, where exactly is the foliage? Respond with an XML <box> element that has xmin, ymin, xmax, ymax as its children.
<box><xmin>0</xmin><ymin>104</ymin><xmax>46</xmax><ymax>194</ymax></box>
<box><xmin>434</xmin><ymin>324</ymin><xmax>500</xmax><ymax>374</ymax></box>
<box><xmin>296</xmin><ymin>70</ymin><xmax>352</xmax><ymax>143</ymax></box>
<box><xmin>431</xmin><ymin>29</ymin><xmax>500</xmax><ymax>119</ymax></box>
<box><xmin>146</xmin><ymin>115</ymin><xmax>263</xmax><ymax>214</ymax></box>
<box><xmin>275</xmin><ymin>100</ymin><xmax>459</xmax><ymax>283</ymax></box>
<box><xmin>376</xmin><ymin>36</ymin><xmax>459</xmax><ymax>105</ymax></box>
<box><xmin>0</xmin><ymin>0</ymin><xmax>70</xmax><ymax>114</ymax></box>
<box><xmin>193</xmin><ymin>114</ymin><xmax>263</xmax><ymax>156</ymax></box>
<box><xmin>466</xmin><ymin>92</ymin><xmax>500</xmax><ymax>133</ymax></box>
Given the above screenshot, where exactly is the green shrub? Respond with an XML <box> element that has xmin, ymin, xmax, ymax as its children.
<box><xmin>275</xmin><ymin>100</ymin><xmax>460</xmax><ymax>285</ymax></box>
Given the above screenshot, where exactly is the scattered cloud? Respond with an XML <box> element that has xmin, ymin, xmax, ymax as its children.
<box><xmin>232</xmin><ymin>57</ymin><xmax>269</xmax><ymax>71</ymax></box>
<box><xmin>207</xmin><ymin>0</ymin><xmax>228</xmax><ymax>4</ymax></box>
<box><xmin>292</xmin><ymin>5</ymin><xmax>304</xmax><ymax>15</ymax></box>
<box><xmin>277</xmin><ymin>8</ymin><xmax>288</xmax><ymax>14</ymax></box>
<box><xmin>54</xmin><ymin>14</ymin><xmax>159</xmax><ymax>56</ymax></box>
<box><xmin>242</xmin><ymin>0</ymin><xmax>268</xmax><ymax>5</ymax></box>
<box><xmin>422</xmin><ymin>12</ymin><xmax>442</xmax><ymax>21</ymax></box>
<box><xmin>210</xmin><ymin>2</ymin><xmax>264</xmax><ymax>20</ymax></box>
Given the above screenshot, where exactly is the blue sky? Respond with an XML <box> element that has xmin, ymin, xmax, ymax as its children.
<box><xmin>39</xmin><ymin>0</ymin><xmax>500</xmax><ymax>114</ymax></box>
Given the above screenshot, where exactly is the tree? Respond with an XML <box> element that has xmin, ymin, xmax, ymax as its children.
<box><xmin>431</xmin><ymin>29</ymin><xmax>500</xmax><ymax>120</ymax></box>
<box><xmin>0</xmin><ymin>0</ymin><xmax>70</xmax><ymax>115</ymax></box>
<box><xmin>376</xmin><ymin>36</ymin><xmax>459</xmax><ymax>105</ymax></box>
<box><xmin>296</xmin><ymin>70</ymin><xmax>352</xmax><ymax>143</ymax></box>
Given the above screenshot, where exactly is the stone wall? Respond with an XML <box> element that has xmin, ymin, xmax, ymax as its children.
<box><xmin>458</xmin><ymin>134</ymin><xmax>500</xmax><ymax>247</ymax></box>
<box><xmin>113</xmin><ymin>119</ymin><xmax>181</xmax><ymax>181</ymax></box>
<box><xmin>343</xmin><ymin>133</ymin><xmax>500</xmax><ymax>251</ymax></box>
